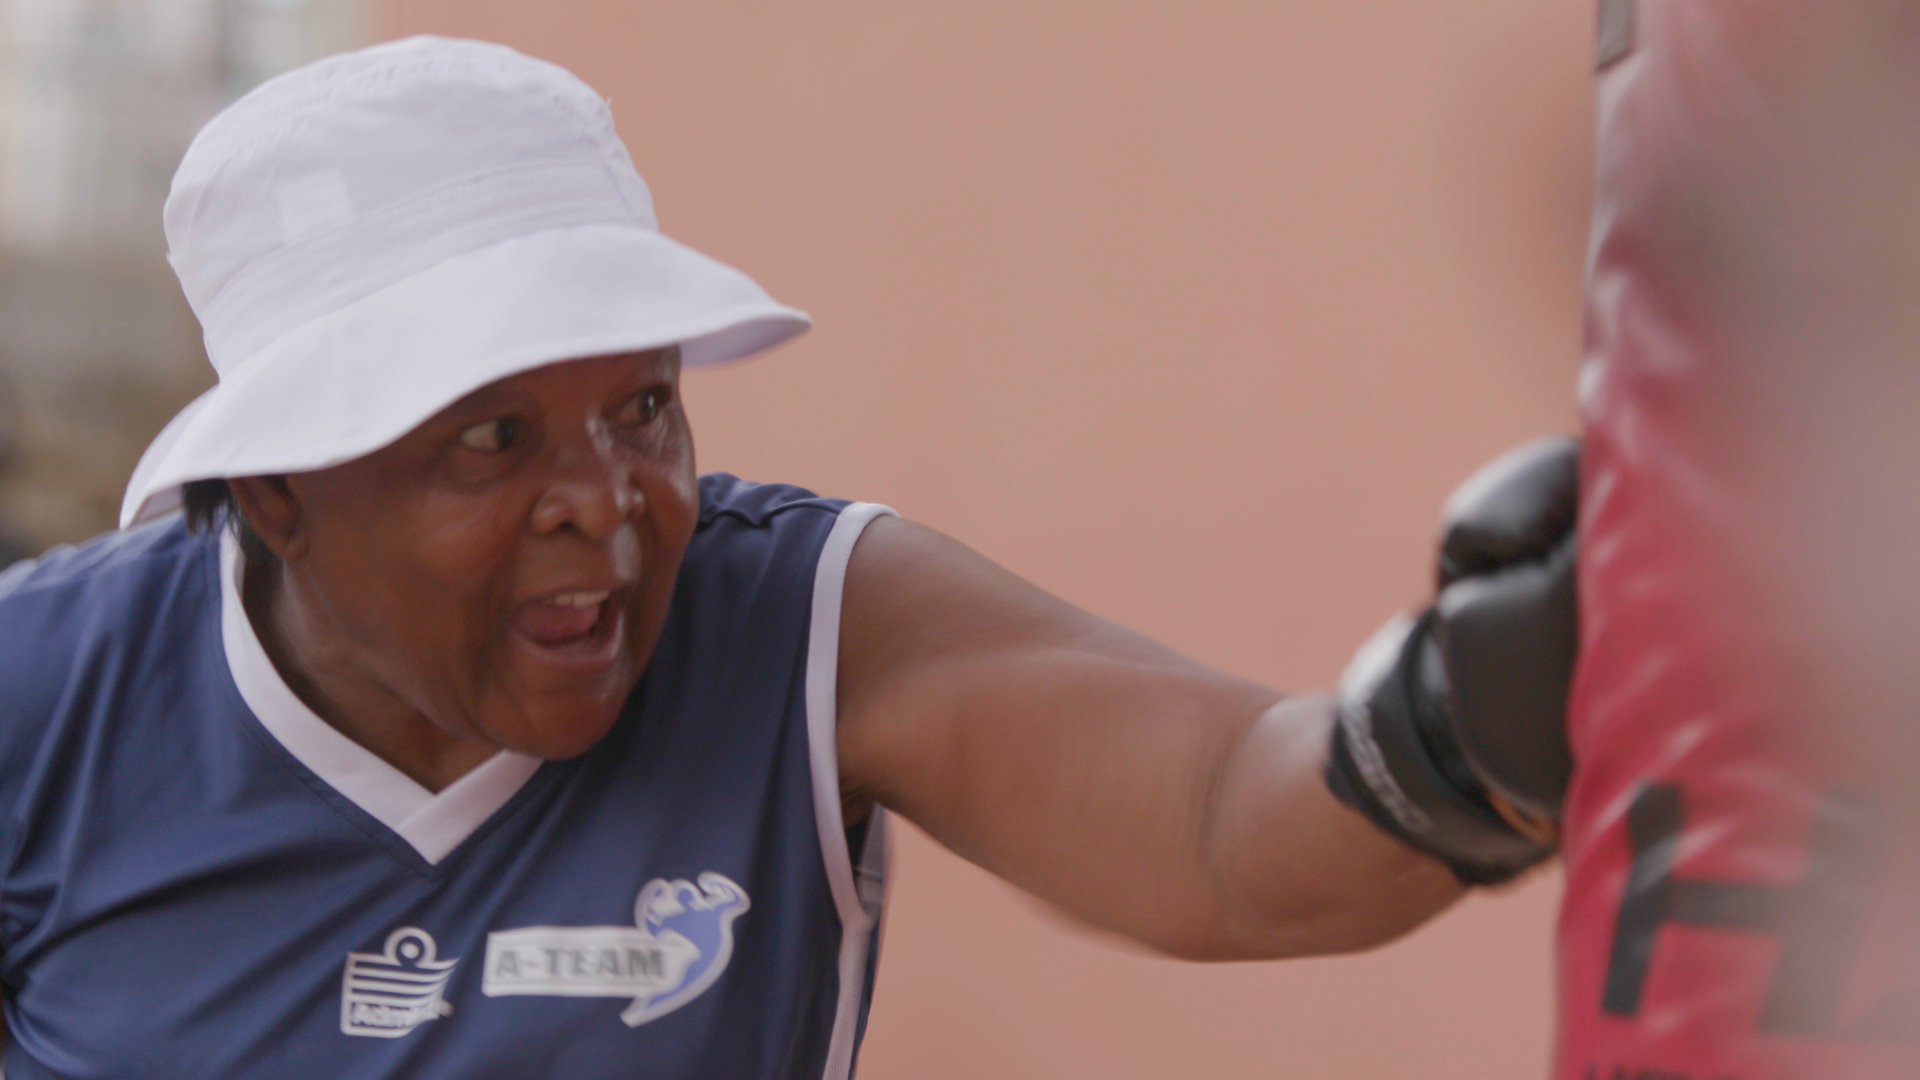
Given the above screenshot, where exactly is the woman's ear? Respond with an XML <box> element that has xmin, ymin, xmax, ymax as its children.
<box><xmin>225</xmin><ymin>475</ymin><xmax>306</xmax><ymax>561</ymax></box>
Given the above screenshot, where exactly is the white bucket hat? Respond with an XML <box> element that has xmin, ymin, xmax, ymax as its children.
<box><xmin>121</xmin><ymin>35</ymin><xmax>810</xmax><ymax>528</ymax></box>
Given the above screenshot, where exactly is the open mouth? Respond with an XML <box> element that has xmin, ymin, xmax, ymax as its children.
<box><xmin>510</xmin><ymin>589</ymin><xmax>627</xmax><ymax>669</ymax></box>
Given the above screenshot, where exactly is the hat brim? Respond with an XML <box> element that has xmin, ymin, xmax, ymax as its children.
<box><xmin>121</xmin><ymin>223</ymin><xmax>809</xmax><ymax>528</ymax></box>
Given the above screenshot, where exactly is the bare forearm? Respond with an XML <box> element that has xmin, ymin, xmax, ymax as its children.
<box><xmin>838</xmin><ymin>517</ymin><xmax>1461</xmax><ymax>961</ymax></box>
<box><xmin>849</xmin><ymin>641</ymin><xmax>1456</xmax><ymax>960</ymax></box>
<box><xmin>851</xmin><ymin>640</ymin><xmax>1279</xmax><ymax>959</ymax></box>
<box><xmin>1202</xmin><ymin>696</ymin><xmax>1463</xmax><ymax>959</ymax></box>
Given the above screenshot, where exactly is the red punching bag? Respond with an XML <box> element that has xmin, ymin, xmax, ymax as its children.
<box><xmin>1562</xmin><ymin>1</ymin><xmax>1920</xmax><ymax>1076</ymax></box>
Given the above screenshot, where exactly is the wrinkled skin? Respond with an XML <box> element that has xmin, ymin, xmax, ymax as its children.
<box><xmin>229</xmin><ymin>348</ymin><xmax>696</xmax><ymax>789</ymax></box>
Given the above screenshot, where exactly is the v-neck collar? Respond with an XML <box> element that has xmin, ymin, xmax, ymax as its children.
<box><xmin>218</xmin><ymin>529</ymin><xmax>542</xmax><ymax>865</ymax></box>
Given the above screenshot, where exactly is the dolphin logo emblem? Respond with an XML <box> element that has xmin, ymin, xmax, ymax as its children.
<box><xmin>623</xmin><ymin>874</ymin><xmax>752</xmax><ymax>1025</ymax></box>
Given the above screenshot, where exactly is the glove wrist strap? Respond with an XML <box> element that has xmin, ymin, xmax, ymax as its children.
<box><xmin>1324</xmin><ymin>611</ymin><xmax>1554</xmax><ymax>885</ymax></box>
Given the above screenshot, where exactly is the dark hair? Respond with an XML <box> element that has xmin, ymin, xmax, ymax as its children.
<box><xmin>181</xmin><ymin>478</ymin><xmax>281</xmax><ymax>568</ymax></box>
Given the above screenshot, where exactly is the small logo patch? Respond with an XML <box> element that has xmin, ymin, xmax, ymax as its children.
<box><xmin>341</xmin><ymin>927</ymin><xmax>458</xmax><ymax>1038</ymax></box>
<box><xmin>483</xmin><ymin>873</ymin><xmax>750</xmax><ymax>1027</ymax></box>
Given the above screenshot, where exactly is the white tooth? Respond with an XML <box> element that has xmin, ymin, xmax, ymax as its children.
<box><xmin>552</xmin><ymin>591</ymin><xmax>608</xmax><ymax>608</ymax></box>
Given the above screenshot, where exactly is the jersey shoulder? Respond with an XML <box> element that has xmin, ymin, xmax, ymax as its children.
<box><xmin>0</xmin><ymin>518</ymin><xmax>218</xmax><ymax>772</ymax></box>
<box><xmin>670</xmin><ymin>475</ymin><xmax>856</xmax><ymax>643</ymax></box>
<box><xmin>688</xmin><ymin>473</ymin><xmax>855</xmax><ymax>578</ymax></box>
<box><xmin>696</xmin><ymin>472</ymin><xmax>847</xmax><ymax>530</ymax></box>
<box><xmin>0</xmin><ymin>514</ymin><xmax>209</xmax><ymax>624</ymax></box>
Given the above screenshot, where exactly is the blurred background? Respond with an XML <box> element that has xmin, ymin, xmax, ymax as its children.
<box><xmin>0</xmin><ymin>0</ymin><xmax>362</xmax><ymax>554</ymax></box>
<box><xmin>0</xmin><ymin>0</ymin><xmax>1594</xmax><ymax>1075</ymax></box>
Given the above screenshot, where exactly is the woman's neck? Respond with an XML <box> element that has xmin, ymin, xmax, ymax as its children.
<box><xmin>241</xmin><ymin>551</ymin><xmax>498</xmax><ymax>793</ymax></box>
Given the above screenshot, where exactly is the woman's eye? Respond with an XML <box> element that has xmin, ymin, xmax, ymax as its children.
<box><xmin>458</xmin><ymin>418</ymin><xmax>521</xmax><ymax>453</ymax></box>
<box><xmin>619</xmin><ymin>389</ymin><xmax>665</xmax><ymax>427</ymax></box>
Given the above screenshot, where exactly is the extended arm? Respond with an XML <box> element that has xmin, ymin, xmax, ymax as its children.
<box><xmin>835</xmin><ymin>439</ymin><xmax>1577</xmax><ymax>962</ymax></box>
<box><xmin>835</xmin><ymin>517</ymin><xmax>1461</xmax><ymax>961</ymax></box>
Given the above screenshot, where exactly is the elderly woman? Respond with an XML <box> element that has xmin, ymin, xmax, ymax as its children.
<box><xmin>0</xmin><ymin>37</ymin><xmax>1575</xmax><ymax>1079</ymax></box>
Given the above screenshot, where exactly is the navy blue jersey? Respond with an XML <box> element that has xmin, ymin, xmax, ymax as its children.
<box><xmin>0</xmin><ymin>475</ymin><xmax>891</xmax><ymax>1079</ymax></box>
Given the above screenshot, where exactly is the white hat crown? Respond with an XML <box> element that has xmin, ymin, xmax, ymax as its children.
<box><xmin>166</xmin><ymin>36</ymin><xmax>659</xmax><ymax>374</ymax></box>
<box><xmin>124</xmin><ymin>35</ymin><xmax>808</xmax><ymax>528</ymax></box>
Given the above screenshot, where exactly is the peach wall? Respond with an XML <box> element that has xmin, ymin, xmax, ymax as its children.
<box><xmin>378</xmin><ymin>1</ymin><xmax>1594</xmax><ymax>1075</ymax></box>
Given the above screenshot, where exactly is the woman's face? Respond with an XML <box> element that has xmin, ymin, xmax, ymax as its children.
<box><xmin>263</xmin><ymin>348</ymin><xmax>697</xmax><ymax>760</ymax></box>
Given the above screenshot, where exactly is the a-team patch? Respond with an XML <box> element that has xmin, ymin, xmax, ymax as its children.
<box><xmin>341</xmin><ymin>927</ymin><xmax>459</xmax><ymax>1038</ymax></box>
<box><xmin>483</xmin><ymin>873</ymin><xmax>751</xmax><ymax>1027</ymax></box>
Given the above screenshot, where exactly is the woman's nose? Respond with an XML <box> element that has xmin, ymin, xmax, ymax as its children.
<box><xmin>529</xmin><ymin>423</ymin><xmax>642</xmax><ymax>541</ymax></box>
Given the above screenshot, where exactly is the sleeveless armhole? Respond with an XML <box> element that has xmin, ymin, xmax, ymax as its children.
<box><xmin>802</xmin><ymin>502</ymin><xmax>893</xmax><ymax>1080</ymax></box>
<box><xmin>0</xmin><ymin>811</ymin><xmax>16</xmax><ymax>971</ymax></box>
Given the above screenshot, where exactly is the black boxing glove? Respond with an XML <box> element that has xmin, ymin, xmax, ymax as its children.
<box><xmin>1324</xmin><ymin>436</ymin><xmax>1578</xmax><ymax>885</ymax></box>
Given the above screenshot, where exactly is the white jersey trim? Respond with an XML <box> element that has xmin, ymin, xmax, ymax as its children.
<box><xmin>803</xmin><ymin>502</ymin><xmax>894</xmax><ymax>1080</ymax></box>
<box><xmin>218</xmin><ymin>529</ymin><xmax>541</xmax><ymax>865</ymax></box>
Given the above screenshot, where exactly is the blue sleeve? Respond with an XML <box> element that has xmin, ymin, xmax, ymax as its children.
<box><xmin>0</xmin><ymin>520</ymin><xmax>215</xmax><ymax>962</ymax></box>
